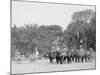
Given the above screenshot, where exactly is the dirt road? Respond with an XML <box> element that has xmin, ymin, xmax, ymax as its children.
<box><xmin>11</xmin><ymin>59</ymin><xmax>95</xmax><ymax>74</ymax></box>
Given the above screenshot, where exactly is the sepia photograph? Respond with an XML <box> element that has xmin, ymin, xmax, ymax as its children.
<box><xmin>11</xmin><ymin>0</ymin><xmax>96</xmax><ymax>74</ymax></box>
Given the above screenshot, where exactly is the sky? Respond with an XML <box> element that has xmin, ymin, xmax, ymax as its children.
<box><xmin>12</xmin><ymin>1</ymin><xmax>95</xmax><ymax>30</ymax></box>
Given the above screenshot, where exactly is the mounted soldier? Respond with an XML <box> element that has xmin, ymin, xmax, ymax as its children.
<box><xmin>79</xmin><ymin>46</ymin><xmax>85</xmax><ymax>62</ymax></box>
<box><xmin>74</xmin><ymin>49</ymin><xmax>80</xmax><ymax>63</ymax></box>
<box><xmin>70</xmin><ymin>48</ymin><xmax>75</xmax><ymax>62</ymax></box>
<box><xmin>66</xmin><ymin>50</ymin><xmax>72</xmax><ymax>63</ymax></box>
<box><xmin>55</xmin><ymin>50</ymin><xmax>62</xmax><ymax>64</ymax></box>
<box><xmin>60</xmin><ymin>47</ymin><xmax>68</xmax><ymax>64</ymax></box>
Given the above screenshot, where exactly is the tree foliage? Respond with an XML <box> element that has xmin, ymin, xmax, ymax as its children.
<box><xmin>11</xmin><ymin>24</ymin><xmax>63</xmax><ymax>57</ymax></box>
<box><xmin>63</xmin><ymin>9</ymin><xmax>96</xmax><ymax>50</ymax></box>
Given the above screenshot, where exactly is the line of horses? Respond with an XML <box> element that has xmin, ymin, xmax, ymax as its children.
<box><xmin>46</xmin><ymin>49</ymin><xmax>94</xmax><ymax>64</ymax></box>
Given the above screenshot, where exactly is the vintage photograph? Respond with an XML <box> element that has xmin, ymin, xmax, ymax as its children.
<box><xmin>11</xmin><ymin>0</ymin><xmax>96</xmax><ymax>74</ymax></box>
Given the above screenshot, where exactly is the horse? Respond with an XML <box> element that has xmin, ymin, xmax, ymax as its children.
<box><xmin>55</xmin><ymin>50</ymin><xmax>71</xmax><ymax>64</ymax></box>
<box><xmin>47</xmin><ymin>51</ymin><xmax>56</xmax><ymax>63</ymax></box>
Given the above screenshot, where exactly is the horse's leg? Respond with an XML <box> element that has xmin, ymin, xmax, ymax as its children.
<box><xmin>71</xmin><ymin>55</ymin><xmax>74</xmax><ymax>62</ymax></box>
<box><xmin>56</xmin><ymin>57</ymin><xmax>59</xmax><ymax>64</ymax></box>
<box><xmin>64</xmin><ymin>56</ymin><xmax>67</xmax><ymax>64</ymax></box>
<box><xmin>63</xmin><ymin>56</ymin><xmax>66</xmax><ymax>64</ymax></box>
<box><xmin>49</xmin><ymin>57</ymin><xmax>52</xmax><ymax>63</ymax></box>
<box><xmin>77</xmin><ymin>55</ymin><xmax>80</xmax><ymax>62</ymax></box>
<box><xmin>81</xmin><ymin>56</ymin><xmax>84</xmax><ymax>62</ymax></box>
<box><xmin>60</xmin><ymin>56</ymin><xmax>63</xmax><ymax>64</ymax></box>
<box><xmin>57</xmin><ymin>57</ymin><xmax>60</xmax><ymax>64</ymax></box>
<box><xmin>73</xmin><ymin>56</ymin><xmax>75</xmax><ymax>62</ymax></box>
<box><xmin>67</xmin><ymin>57</ymin><xmax>70</xmax><ymax>64</ymax></box>
<box><xmin>72</xmin><ymin>56</ymin><xmax>74</xmax><ymax>62</ymax></box>
<box><xmin>75</xmin><ymin>56</ymin><xmax>78</xmax><ymax>63</ymax></box>
<box><xmin>85</xmin><ymin>55</ymin><xmax>87</xmax><ymax>62</ymax></box>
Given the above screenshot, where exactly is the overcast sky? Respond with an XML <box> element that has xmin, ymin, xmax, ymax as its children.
<box><xmin>12</xmin><ymin>1</ymin><xmax>95</xmax><ymax>30</ymax></box>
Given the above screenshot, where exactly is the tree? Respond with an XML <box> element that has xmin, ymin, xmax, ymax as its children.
<box><xmin>72</xmin><ymin>9</ymin><xmax>95</xmax><ymax>22</ymax></box>
<box><xmin>11</xmin><ymin>24</ymin><xmax>63</xmax><ymax>57</ymax></box>
<box><xmin>63</xmin><ymin>9</ymin><xmax>96</xmax><ymax>50</ymax></box>
<box><xmin>38</xmin><ymin>25</ymin><xmax>63</xmax><ymax>52</ymax></box>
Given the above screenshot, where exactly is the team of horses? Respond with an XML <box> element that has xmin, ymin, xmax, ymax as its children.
<box><xmin>47</xmin><ymin>49</ymin><xmax>93</xmax><ymax>64</ymax></box>
<box><xmin>14</xmin><ymin>48</ymin><xmax>94</xmax><ymax>64</ymax></box>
